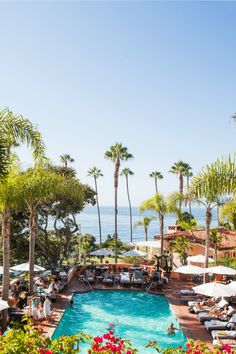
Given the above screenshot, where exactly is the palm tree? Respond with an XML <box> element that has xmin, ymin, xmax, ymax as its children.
<box><xmin>183</xmin><ymin>167</ymin><xmax>193</xmax><ymax>215</ymax></box>
<box><xmin>60</xmin><ymin>154</ymin><xmax>75</xmax><ymax>168</ymax></box>
<box><xmin>0</xmin><ymin>108</ymin><xmax>45</xmax><ymax>179</ymax></box>
<box><xmin>149</xmin><ymin>171</ymin><xmax>163</xmax><ymax>193</ymax></box>
<box><xmin>140</xmin><ymin>193</ymin><xmax>168</xmax><ymax>255</ymax></box>
<box><xmin>167</xmin><ymin>191</ymin><xmax>185</xmax><ymax>223</ymax></box>
<box><xmin>17</xmin><ymin>167</ymin><xmax>81</xmax><ymax>293</ymax></box>
<box><xmin>169</xmin><ymin>236</ymin><xmax>192</xmax><ymax>265</ymax></box>
<box><xmin>134</xmin><ymin>216</ymin><xmax>157</xmax><ymax>242</ymax></box>
<box><xmin>169</xmin><ymin>161</ymin><xmax>191</xmax><ymax>210</ymax></box>
<box><xmin>104</xmin><ymin>143</ymin><xmax>133</xmax><ymax>263</ymax></box>
<box><xmin>121</xmin><ymin>168</ymin><xmax>134</xmax><ymax>243</ymax></box>
<box><xmin>0</xmin><ymin>110</ymin><xmax>45</xmax><ymax>330</ymax></box>
<box><xmin>210</xmin><ymin>228</ymin><xmax>222</xmax><ymax>264</ymax></box>
<box><xmin>87</xmin><ymin>167</ymin><xmax>103</xmax><ymax>247</ymax></box>
<box><xmin>189</xmin><ymin>157</ymin><xmax>236</xmax><ymax>270</ymax></box>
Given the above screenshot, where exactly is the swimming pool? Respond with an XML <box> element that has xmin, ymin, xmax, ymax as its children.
<box><xmin>52</xmin><ymin>290</ymin><xmax>186</xmax><ymax>353</ymax></box>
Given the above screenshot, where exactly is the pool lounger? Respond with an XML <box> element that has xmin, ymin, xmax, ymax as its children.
<box><xmin>119</xmin><ymin>272</ymin><xmax>131</xmax><ymax>285</ymax></box>
<box><xmin>205</xmin><ymin>313</ymin><xmax>236</xmax><ymax>331</ymax></box>
<box><xmin>133</xmin><ymin>271</ymin><xmax>144</xmax><ymax>286</ymax></box>
<box><xmin>102</xmin><ymin>277</ymin><xmax>114</xmax><ymax>286</ymax></box>
<box><xmin>211</xmin><ymin>330</ymin><xmax>236</xmax><ymax>340</ymax></box>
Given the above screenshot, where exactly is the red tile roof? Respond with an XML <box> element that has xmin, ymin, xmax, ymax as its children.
<box><xmin>159</xmin><ymin>228</ymin><xmax>236</xmax><ymax>250</ymax></box>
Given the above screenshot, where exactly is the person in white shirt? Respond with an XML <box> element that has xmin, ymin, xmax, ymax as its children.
<box><xmin>43</xmin><ymin>296</ymin><xmax>51</xmax><ymax>323</ymax></box>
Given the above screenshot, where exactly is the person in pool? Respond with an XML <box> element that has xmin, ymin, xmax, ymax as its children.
<box><xmin>167</xmin><ymin>323</ymin><xmax>179</xmax><ymax>335</ymax></box>
<box><xmin>107</xmin><ymin>320</ymin><xmax>118</xmax><ymax>331</ymax></box>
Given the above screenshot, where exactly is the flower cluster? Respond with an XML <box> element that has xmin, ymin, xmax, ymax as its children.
<box><xmin>39</xmin><ymin>350</ymin><xmax>53</xmax><ymax>354</ymax></box>
<box><xmin>90</xmin><ymin>331</ymin><xmax>136</xmax><ymax>353</ymax></box>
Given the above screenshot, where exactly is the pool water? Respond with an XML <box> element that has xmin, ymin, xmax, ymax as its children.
<box><xmin>52</xmin><ymin>290</ymin><xmax>186</xmax><ymax>353</ymax></box>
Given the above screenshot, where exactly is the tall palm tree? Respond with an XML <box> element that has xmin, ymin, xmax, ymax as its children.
<box><xmin>0</xmin><ymin>109</ymin><xmax>45</xmax><ymax>330</ymax></box>
<box><xmin>134</xmin><ymin>216</ymin><xmax>157</xmax><ymax>242</ymax></box>
<box><xmin>169</xmin><ymin>161</ymin><xmax>190</xmax><ymax>193</ymax></box>
<box><xmin>149</xmin><ymin>171</ymin><xmax>163</xmax><ymax>193</ymax></box>
<box><xmin>17</xmin><ymin>167</ymin><xmax>80</xmax><ymax>293</ymax></box>
<box><xmin>183</xmin><ymin>168</ymin><xmax>193</xmax><ymax>215</ymax></box>
<box><xmin>87</xmin><ymin>167</ymin><xmax>103</xmax><ymax>247</ymax></box>
<box><xmin>121</xmin><ymin>168</ymin><xmax>134</xmax><ymax>243</ymax></box>
<box><xmin>189</xmin><ymin>157</ymin><xmax>236</xmax><ymax>270</ymax></box>
<box><xmin>104</xmin><ymin>143</ymin><xmax>133</xmax><ymax>263</ymax></box>
<box><xmin>140</xmin><ymin>193</ymin><xmax>168</xmax><ymax>255</ymax></box>
<box><xmin>60</xmin><ymin>154</ymin><xmax>75</xmax><ymax>168</ymax></box>
<box><xmin>167</xmin><ymin>191</ymin><xmax>185</xmax><ymax>222</ymax></box>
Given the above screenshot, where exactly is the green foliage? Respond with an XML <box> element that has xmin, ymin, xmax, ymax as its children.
<box><xmin>102</xmin><ymin>234</ymin><xmax>124</xmax><ymax>253</ymax></box>
<box><xmin>104</xmin><ymin>143</ymin><xmax>133</xmax><ymax>162</ymax></box>
<box><xmin>169</xmin><ymin>237</ymin><xmax>192</xmax><ymax>265</ymax></box>
<box><xmin>220</xmin><ymin>197</ymin><xmax>236</xmax><ymax>230</ymax></box>
<box><xmin>140</xmin><ymin>193</ymin><xmax>168</xmax><ymax>216</ymax></box>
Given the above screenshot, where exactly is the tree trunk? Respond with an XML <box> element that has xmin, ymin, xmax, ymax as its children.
<box><xmin>29</xmin><ymin>207</ymin><xmax>38</xmax><ymax>294</ymax></box>
<box><xmin>125</xmin><ymin>175</ymin><xmax>133</xmax><ymax>243</ymax></box>
<box><xmin>2</xmin><ymin>209</ymin><xmax>10</xmax><ymax>332</ymax></box>
<box><xmin>215</xmin><ymin>245</ymin><xmax>218</xmax><ymax>264</ymax></box>
<box><xmin>179</xmin><ymin>173</ymin><xmax>183</xmax><ymax>210</ymax></box>
<box><xmin>159</xmin><ymin>213</ymin><xmax>164</xmax><ymax>255</ymax></box>
<box><xmin>114</xmin><ymin>158</ymin><xmax>120</xmax><ymax>263</ymax></box>
<box><xmin>94</xmin><ymin>177</ymin><xmax>102</xmax><ymax>248</ymax></box>
<box><xmin>187</xmin><ymin>176</ymin><xmax>192</xmax><ymax>215</ymax></box>
<box><xmin>155</xmin><ymin>178</ymin><xmax>158</xmax><ymax>193</ymax></box>
<box><xmin>144</xmin><ymin>225</ymin><xmax>148</xmax><ymax>253</ymax></box>
<box><xmin>204</xmin><ymin>207</ymin><xmax>212</xmax><ymax>281</ymax></box>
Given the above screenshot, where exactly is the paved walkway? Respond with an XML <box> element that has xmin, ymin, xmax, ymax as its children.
<box><xmin>42</xmin><ymin>274</ymin><xmax>212</xmax><ymax>347</ymax></box>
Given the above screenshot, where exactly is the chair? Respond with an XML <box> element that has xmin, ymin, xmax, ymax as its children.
<box><xmin>119</xmin><ymin>272</ymin><xmax>131</xmax><ymax>286</ymax></box>
<box><xmin>102</xmin><ymin>274</ymin><xmax>114</xmax><ymax>286</ymax></box>
<box><xmin>205</xmin><ymin>313</ymin><xmax>236</xmax><ymax>331</ymax></box>
<box><xmin>211</xmin><ymin>330</ymin><xmax>236</xmax><ymax>340</ymax></box>
<box><xmin>133</xmin><ymin>271</ymin><xmax>144</xmax><ymax>286</ymax></box>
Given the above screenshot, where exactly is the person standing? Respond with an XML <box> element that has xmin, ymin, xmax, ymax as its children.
<box><xmin>43</xmin><ymin>296</ymin><xmax>51</xmax><ymax>323</ymax></box>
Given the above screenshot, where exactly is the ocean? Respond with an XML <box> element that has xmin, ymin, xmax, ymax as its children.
<box><xmin>77</xmin><ymin>206</ymin><xmax>218</xmax><ymax>244</ymax></box>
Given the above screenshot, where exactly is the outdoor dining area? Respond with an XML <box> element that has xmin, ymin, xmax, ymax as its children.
<box><xmin>174</xmin><ymin>257</ymin><xmax>236</xmax><ymax>348</ymax></box>
<box><xmin>0</xmin><ymin>262</ymin><xmax>71</xmax><ymax>327</ymax></box>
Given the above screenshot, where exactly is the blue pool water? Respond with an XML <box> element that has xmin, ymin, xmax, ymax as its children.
<box><xmin>52</xmin><ymin>290</ymin><xmax>186</xmax><ymax>353</ymax></box>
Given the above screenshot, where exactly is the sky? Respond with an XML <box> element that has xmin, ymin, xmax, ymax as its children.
<box><xmin>0</xmin><ymin>1</ymin><xmax>236</xmax><ymax>206</ymax></box>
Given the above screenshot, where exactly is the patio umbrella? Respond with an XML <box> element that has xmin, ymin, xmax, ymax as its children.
<box><xmin>90</xmin><ymin>248</ymin><xmax>114</xmax><ymax>257</ymax></box>
<box><xmin>193</xmin><ymin>282</ymin><xmax>236</xmax><ymax>297</ymax></box>
<box><xmin>10</xmin><ymin>262</ymin><xmax>45</xmax><ymax>272</ymax></box>
<box><xmin>174</xmin><ymin>265</ymin><xmax>206</xmax><ymax>275</ymax></box>
<box><xmin>205</xmin><ymin>266</ymin><xmax>236</xmax><ymax>275</ymax></box>
<box><xmin>227</xmin><ymin>281</ymin><xmax>236</xmax><ymax>291</ymax></box>
<box><xmin>187</xmin><ymin>255</ymin><xmax>214</xmax><ymax>264</ymax></box>
<box><xmin>123</xmin><ymin>249</ymin><xmax>147</xmax><ymax>257</ymax></box>
<box><xmin>0</xmin><ymin>300</ymin><xmax>9</xmax><ymax>311</ymax></box>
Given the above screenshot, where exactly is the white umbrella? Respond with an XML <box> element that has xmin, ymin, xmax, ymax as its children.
<box><xmin>0</xmin><ymin>300</ymin><xmax>9</xmax><ymax>311</ymax></box>
<box><xmin>10</xmin><ymin>262</ymin><xmax>45</xmax><ymax>272</ymax></box>
<box><xmin>187</xmin><ymin>254</ymin><xmax>214</xmax><ymax>264</ymax></box>
<box><xmin>174</xmin><ymin>265</ymin><xmax>206</xmax><ymax>274</ymax></box>
<box><xmin>227</xmin><ymin>281</ymin><xmax>236</xmax><ymax>291</ymax></box>
<box><xmin>193</xmin><ymin>282</ymin><xmax>236</xmax><ymax>297</ymax></box>
<box><xmin>0</xmin><ymin>266</ymin><xmax>3</xmax><ymax>275</ymax></box>
<box><xmin>90</xmin><ymin>248</ymin><xmax>114</xmax><ymax>257</ymax></box>
<box><xmin>132</xmin><ymin>240</ymin><xmax>161</xmax><ymax>249</ymax></box>
<box><xmin>205</xmin><ymin>266</ymin><xmax>236</xmax><ymax>275</ymax></box>
<box><xmin>123</xmin><ymin>249</ymin><xmax>147</xmax><ymax>257</ymax></box>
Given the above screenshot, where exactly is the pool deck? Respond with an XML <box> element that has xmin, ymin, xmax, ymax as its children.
<box><xmin>42</xmin><ymin>274</ymin><xmax>212</xmax><ymax>346</ymax></box>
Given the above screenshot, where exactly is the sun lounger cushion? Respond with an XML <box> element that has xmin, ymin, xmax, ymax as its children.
<box><xmin>211</xmin><ymin>330</ymin><xmax>236</xmax><ymax>340</ymax></box>
<box><xmin>179</xmin><ymin>289</ymin><xmax>195</xmax><ymax>296</ymax></box>
<box><xmin>198</xmin><ymin>311</ymin><xmax>220</xmax><ymax>323</ymax></box>
<box><xmin>205</xmin><ymin>313</ymin><xmax>236</xmax><ymax>331</ymax></box>
<box><xmin>120</xmin><ymin>272</ymin><xmax>131</xmax><ymax>284</ymax></box>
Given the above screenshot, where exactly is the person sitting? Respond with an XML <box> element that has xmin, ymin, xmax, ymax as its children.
<box><xmin>167</xmin><ymin>323</ymin><xmax>179</xmax><ymax>335</ymax></box>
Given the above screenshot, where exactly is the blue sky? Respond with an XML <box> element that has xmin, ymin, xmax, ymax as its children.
<box><xmin>0</xmin><ymin>1</ymin><xmax>236</xmax><ymax>206</ymax></box>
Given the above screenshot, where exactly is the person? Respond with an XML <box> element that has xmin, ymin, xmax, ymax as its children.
<box><xmin>69</xmin><ymin>299</ymin><xmax>74</xmax><ymax>307</ymax></box>
<box><xmin>43</xmin><ymin>296</ymin><xmax>52</xmax><ymax>323</ymax></box>
<box><xmin>31</xmin><ymin>297</ymin><xmax>38</xmax><ymax>320</ymax></box>
<box><xmin>37</xmin><ymin>301</ymin><xmax>45</xmax><ymax>321</ymax></box>
<box><xmin>167</xmin><ymin>323</ymin><xmax>179</xmax><ymax>335</ymax></box>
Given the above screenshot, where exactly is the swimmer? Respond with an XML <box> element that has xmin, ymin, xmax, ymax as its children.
<box><xmin>107</xmin><ymin>320</ymin><xmax>118</xmax><ymax>331</ymax></box>
<box><xmin>167</xmin><ymin>323</ymin><xmax>179</xmax><ymax>335</ymax></box>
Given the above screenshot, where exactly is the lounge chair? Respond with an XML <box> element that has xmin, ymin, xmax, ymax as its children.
<box><xmin>205</xmin><ymin>313</ymin><xmax>236</xmax><ymax>331</ymax></box>
<box><xmin>213</xmin><ymin>338</ymin><xmax>236</xmax><ymax>347</ymax></box>
<box><xmin>197</xmin><ymin>299</ymin><xmax>229</xmax><ymax>322</ymax></box>
<box><xmin>119</xmin><ymin>272</ymin><xmax>131</xmax><ymax>286</ymax></box>
<box><xmin>211</xmin><ymin>330</ymin><xmax>236</xmax><ymax>340</ymax></box>
<box><xmin>102</xmin><ymin>274</ymin><xmax>114</xmax><ymax>286</ymax></box>
<box><xmin>133</xmin><ymin>271</ymin><xmax>144</xmax><ymax>286</ymax></box>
